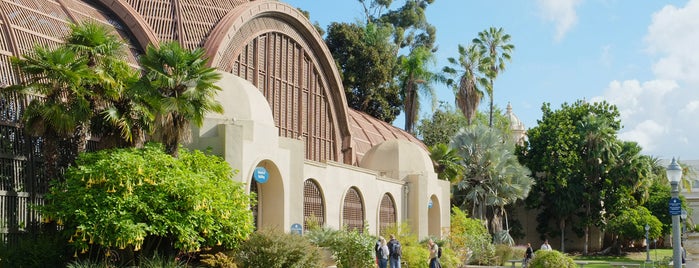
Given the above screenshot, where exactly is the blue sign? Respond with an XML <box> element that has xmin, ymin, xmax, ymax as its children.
<box><xmin>669</xmin><ymin>197</ymin><xmax>682</xmax><ymax>216</ymax></box>
<box><xmin>428</xmin><ymin>199</ymin><xmax>433</xmax><ymax>209</ymax></box>
<box><xmin>253</xmin><ymin>167</ymin><xmax>269</xmax><ymax>184</ymax></box>
<box><xmin>291</xmin><ymin>223</ymin><xmax>303</xmax><ymax>235</ymax></box>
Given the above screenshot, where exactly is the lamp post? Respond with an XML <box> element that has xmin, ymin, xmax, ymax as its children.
<box><xmin>667</xmin><ymin>157</ymin><xmax>683</xmax><ymax>268</ymax></box>
<box><xmin>646</xmin><ymin>223</ymin><xmax>651</xmax><ymax>263</ymax></box>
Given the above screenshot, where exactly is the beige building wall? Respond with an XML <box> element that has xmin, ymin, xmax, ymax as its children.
<box><xmin>189</xmin><ymin>72</ymin><xmax>451</xmax><ymax>237</ymax></box>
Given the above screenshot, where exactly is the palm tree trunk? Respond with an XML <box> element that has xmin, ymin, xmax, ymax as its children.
<box><xmin>488</xmin><ymin>78</ymin><xmax>494</xmax><ymax>128</ymax></box>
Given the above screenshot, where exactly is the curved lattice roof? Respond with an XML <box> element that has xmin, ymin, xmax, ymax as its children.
<box><xmin>0</xmin><ymin>0</ymin><xmax>428</xmax><ymax>166</ymax></box>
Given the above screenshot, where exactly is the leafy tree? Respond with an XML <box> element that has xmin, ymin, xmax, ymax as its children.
<box><xmin>606</xmin><ymin>206</ymin><xmax>662</xmax><ymax>249</ymax></box>
<box><xmin>442</xmin><ymin>43</ymin><xmax>485</xmax><ymax>125</ymax></box>
<box><xmin>40</xmin><ymin>144</ymin><xmax>255</xmax><ymax>260</ymax></box>
<box><xmin>416</xmin><ymin>102</ymin><xmax>466</xmax><ymax>147</ymax></box>
<box><xmin>325</xmin><ymin>22</ymin><xmax>401</xmax><ymax>122</ymax></box>
<box><xmin>7</xmin><ymin>45</ymin><xmax>94</xmax><ymax>181</ymax></box>
<box><xmin>398</xmin><ymin>45</ymin><xmax>437</xmax><ymax>134</ymax></box>
<box><xmin>473</xmin><ymin>27</ymin><xmax>514</xmax><ymax>128</ymax></box>
<box><xmin>449</xmin><ymin>207</ymin><xmax>495</xmax><ymax>265</ymax></box>
<box><xmin>139</xmin><ymin>41</ymin><xmax>224</xmax><ymax>157</ymax></box>
<box><xmin>360</xmin><ymin>0</ymin><xmax>437</xmax><ymax>50</ymax></box>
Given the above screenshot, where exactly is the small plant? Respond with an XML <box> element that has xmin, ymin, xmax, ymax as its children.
<box><xmin>200</xmin><ymin>252</ymin><xmax>237</xmax><ymax>268</ymax></box>
<box><xmin>305</xmin><ymin>225</ymin><xmax>374</xmax><ymax>268</ymax></box>
<box><xmin>235</xmin><ymin>229</ymin><xmax>323</xmax><ymax>268</ymax></box>
<box><xmin>528</xmin><ymin>250</ymin><xmax>575</xmax><ymax>268</ymax></box>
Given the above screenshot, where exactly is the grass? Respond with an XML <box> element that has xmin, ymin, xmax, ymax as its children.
<box><xmin>571</xmin><ymin>249</ymin><xmax>674</xmax><ymax>268</ymax></box>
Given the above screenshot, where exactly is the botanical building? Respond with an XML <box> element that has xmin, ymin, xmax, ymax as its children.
<box><xmin>0</xmin><ymin>0</ymin><xmax>450</xmax><ymax>242</ymax></box>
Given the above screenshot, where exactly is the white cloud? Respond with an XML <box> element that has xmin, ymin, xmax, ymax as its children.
<box><xmin>537</xmin><ymin>0</ymin><xmax>582</xmax><ymax>42</ymax></box>
<box><xmin>617</xmin><ymin>120</ymin><xmax>665</xmax><ymax>152</ymax></box>
<box><xmin>646</xmin><ymin>0</ymin><xmax>699</xmax><ymax>83</ymax></box>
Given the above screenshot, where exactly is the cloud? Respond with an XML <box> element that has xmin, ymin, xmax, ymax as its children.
<box><xmin>645</xmin><ymin>0</ymin><xmax>699</xmax><ymax>83</ymax></box>
<box><xmin>537</xmin><ymin>0</ymin><xmax>582</xmax><ymax>42</ymax></box>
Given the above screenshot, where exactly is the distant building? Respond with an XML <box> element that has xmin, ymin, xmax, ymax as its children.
<box><xmin>0</xmin><ymin>0</ymin><xmax>450</xmax><ymax>242</ymax></box>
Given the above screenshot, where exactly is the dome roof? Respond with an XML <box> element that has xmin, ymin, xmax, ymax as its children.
<box><xmin>505</xmin><ymin>102</ymin><xmax>525</xmax><ymax>132</ymax></box>
<box><xmin>359</xmin><ymin>139</ymin><xmax>433</xmax><ymax>181</ymax></box>
<box><xmin>348</xmin><ymin>109</ymin><xmax>427</xmax><ymax>165</ymax></box>
<box><xmin>212</xmin><ymin>71</ymin><xmax>275</xmax><ymax>126</ymax></box>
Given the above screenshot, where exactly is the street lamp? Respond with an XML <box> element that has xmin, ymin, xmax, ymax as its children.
<box><xmin>645</xmin><ymin>224</ymin><xmax>651</xmax><ymax>263</ymax></box>
<box><xmin>667</xmin><ymin>157</ymin><xmax>683</xmax><ymax>268</ymax></box>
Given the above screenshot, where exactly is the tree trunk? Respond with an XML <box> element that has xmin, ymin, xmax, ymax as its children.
<box><xmin>560</xmin><ymin>218</ymin><xmax>566</xmax><ymax>253</ymax></box>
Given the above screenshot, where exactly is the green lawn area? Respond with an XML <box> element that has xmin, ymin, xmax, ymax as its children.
<box><xmin>571</xmin><ymin>249</ymin><xmax>674</xmax><ymax>268</ymax></box>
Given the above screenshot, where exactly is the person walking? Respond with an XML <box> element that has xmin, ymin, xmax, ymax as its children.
<box><xmin>428</xmin><ymin>239</ymin><xmax>441</xmax><ymax>268</ymax></box>
<box><xmin>375</xmin><ymin>236</ymin><xmax>383</xmax><ymax>268</ymax></box>
<box><xmin>524</xmin><ymin>242</ymin><xmax>534</xmax><ymax>268</ymax></box>
<box><xmin>378</xmin><ymin>237</ymin><xmax>389</xmax><ymax>268</ymax></box>
<box><xmin>387</xmin><ymin>234</ymin><xmax>402</xmax><ymax>268</ymax></box>
<box><xmin>540</xmin><ymin>239</ymin><xmax>552</xmax><ymax>251</ymax></box>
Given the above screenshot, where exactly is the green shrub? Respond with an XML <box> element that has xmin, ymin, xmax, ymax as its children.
<box><xmin>401</xmin><ymin>245</ymin><xmax>429</xmax><ymax>268</ymax></box>
<box><xmin>494</xmin><ymin>244</ymin><xmax>525</xmax><ymax>265</ymax></box>
<box><xmin>305</xmin><ymin>226</ymin><xmax>374</xmax><ymax>268</ymax></box>
<box><xmin>200</xmin><ymin>252</ymin><xmax>237</xmax><ymax>268</ymax></box>
<box><xmin>449</xmin><ymin>207</ymin><xmax>495</xmax><ymax>265</ymax></box>
<box><xmin>0</xmin><ymin>233</ymin><xmax>68</xmax><ymax>267</ymax></box>
<box><xmin>528</xmin><ymin>250</ymin><xmax>575</xmax><ymax>268</ymax></box>
<box><xmin>40</xmin><ymin>144</ymin><xmax>255</xmax><ymax>260</ymax></box>
<box><xmin>235</xmin><ymin>229</ymin><xmax>322</xmax><ymax>268</ymax></box>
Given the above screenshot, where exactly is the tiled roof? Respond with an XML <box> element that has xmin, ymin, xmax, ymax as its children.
<box><xmin>347</xmin><ymin>109</ymin><xmax>427</xmax><ymax>165</ymax></box>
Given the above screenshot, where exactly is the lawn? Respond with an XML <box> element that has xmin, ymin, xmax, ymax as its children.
<box><xmin>572</xmin><ymin>249</ymin><xmax>674</xmax><ymax>268</ymax></box>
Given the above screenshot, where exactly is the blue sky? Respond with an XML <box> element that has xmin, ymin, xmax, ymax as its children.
<box><xmin>285</xmin><ymin>0</ymin><xmax>699</xmax><ymax>160</ymax></box>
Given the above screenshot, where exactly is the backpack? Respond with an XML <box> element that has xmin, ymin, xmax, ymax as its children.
<box><xmin>391</xmin><ymin>241</ymin><xmax>402</xmax><ymax>258</ymax></box>
<box><xmin>437</xmin><ymin>246</ymin><xmax>442</xmax><ymax>258</ymax></box>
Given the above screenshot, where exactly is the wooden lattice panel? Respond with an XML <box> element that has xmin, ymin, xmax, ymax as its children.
<box><xmin>303</xmin><ymin>179</ymin><xmax>324</xmax><ymax>230</ymax></box>
<box><xmin>379</xmin><ymin>193</ymin><xmax>397</xmax><ymax>234</ymax></box>
<box><xmin>342</xmin><ymin>187</ymin><xmax>364</xmax><ymax>233</ymax></box>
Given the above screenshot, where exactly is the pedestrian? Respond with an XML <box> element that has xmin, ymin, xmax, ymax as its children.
<box><xmin>523</xmin><ymin>242</ymin><xmax>534</xmax><ymax>268</ymax></box>
<box><xmin>428</xmin><ymin>238</ymin><xmax>441</xmax><ymax>268</ymax></box>
<box><xmin>378</xmin><ymin>237</ymin><xmax>389</xmax><ymax>268</ymax></box>
<box><xmin>375</xmin><ymin>236</ymin><xmax>383</xmax><ymax>267</ymax></box>
<box><xmin>540</xmin><ymin>239</ymin><xmax>552</xmax><ymax>251</ymax></box>
<box><xmin>387</xmin><ymin>234</ymin><xmax>402</xmax><ymax>268</ymax></box>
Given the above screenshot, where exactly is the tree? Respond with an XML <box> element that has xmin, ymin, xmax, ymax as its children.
<box><xmin>7</xmin><ymin>45</ymin><xmax>94</xmax><ymax>181</ymax></box>
<box><xmin>361</xmin><ymin>0</ymin><xmax>437</xmax><ymax>50</ymax></box>
<box><xmin>416</xmin><ymin>102</ymin><xmax>466</xmax><ymax>147</ymax></box>
<box><xmin>442</xmin><ymin>44</ymin><xmax>486</xmax><ymax>125</ymax></box>
<box><xmin>429</xmin><ymin>143</ymin><xmax>464</xmax><ymax>182</ymax></box>
<box><xmin>607</xmin><ymin>206</ymin><xmax>662</xmax><ymax>250</ymax></box>
<box><xmin>473</xmin><ymin>27</ymin><xmax>514</xmax><ymax>128</ymax></box>
<box><xmin>138</xmin><ymin>41</ymin><xmax>223</xmax><ymax>157</ymax></box>
<box><xmin>451</xmin><ymin>124</ymin><xmax>533</xmax><ymax>242</ymax></box>
<box><xmin>40</xmin><ymin>144</ymin><xmax>255</xmax><ymax>260</ymax></box>
<box><xmin>325</xmin><ymin>22</ymin><xmax>401</xmax><ymax>122</ymax></box>
<box><xmin>398</xmin><ymin>46</ymin><xmax>437</xmax><ymax>134</ymax></box>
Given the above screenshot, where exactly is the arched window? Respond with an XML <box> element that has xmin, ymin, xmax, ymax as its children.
<box><xmin>379</xmin><ymin>193</ymin><xmax>397</xmax><ymax>234</ymax></box>
<box><xmin>342</xmin><ymin>187</ymin><xmax>364</xmax><ymax>232</ymax></box>
<box><xmin>303</xmin><ymin>179</ymin><xmax>325</xmax><ymax>230</ymax></box>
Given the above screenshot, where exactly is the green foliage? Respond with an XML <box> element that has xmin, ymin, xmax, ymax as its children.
<box><xmin>138</xmin><ymin>253</ymin><xmax>187</xmax><ymax>268</ymax></box>
<box><xmin>40</xmin><ymin>143</ymin><xmax>254</xmax><ymax>258</ymax></box>
<box><xmin>449</xmin><ymin>207</ymin><xmax>495</xmax><ymax>265</ymax></box>
<box><xmin>528</xmin><ymin>250</ymin><xmax>576</xmax><ymax>268</ymax></box>
<box><xmin>305</xmin><ymin>226</ymin><xmax>374</xmax><ymax>268</ymax></box>
<box><xmin>416</xmin><ymin>102</ymin><xmax>466</xmax><ymax>147</ymax></box>
<box><xmin>400</xmin><ymin>245</ymin><xmax>429</xmax><ymax>268</ymax></box>
<box><xmin>494</xmin><ymin>244</ymin><xmax>525</xmax><ymax>266</ymax></box>
<box><xmin>607</xmin><ymin>206</ymin><xmax>662</xmax><ymax>244</ymax></box>
<box><xmin>429</xmin><ymin>143</ymin><xmax>464</xmax><ymax>182</ymax></box>
<box><xmin>0</xmin><ymin>233</ymin><xmax>68</xmax><ymax>267</ymax></box>
<box><xmin>200</xmin><ymin>252</ymin><xmax>237</xmax><ymax>268</ymax></box>
<box><xmin>234</xmin><ymin>229</ymin><xmax>322</xmax><ymax>268</ymax></box>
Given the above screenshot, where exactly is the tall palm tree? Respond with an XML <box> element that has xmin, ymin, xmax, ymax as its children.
<box><xmin>429</xmin><ymin>143</ymin><xmax>465</xmax><ymax>182</ymax></box>
<box><xmin>399</xmin><ymin>46</ymin><xmax>437</xmax><ymax>134</ymax></box>
<box><xmin>473</xmin><ymin>27</ymin><xmax>514</xmax><ymax>128</ymax></box>
<box><xmin>139</xmin><ymin>41</ymin><xmax>223</xmax><ymax>157</ymax></box>
<box><xmin>442</xmin><ymin>44</ymin><xmax>486</xmax><ymax>125</ymax></box>
<box><xmin>7</xmin><ymin>45</ymin><xmax>94</xmax><ymax>181</ymax></box>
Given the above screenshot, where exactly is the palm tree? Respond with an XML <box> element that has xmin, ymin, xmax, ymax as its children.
<box><xmin>399</xmin><ymin>46</ymin><xmax>437</xmax><ymax>134</ymax></box>
<box><xmin>7</xmin><ymin>45</ymin><xmax>94</xmax><ymax>181</ymax></box>
<box><xmin>473</xmin><ymin>27</ymin><xmax>514</xmax><ymax>128</ymax></box>
<box><xmin>429</xmin><ymin>143</ymin><xmax>465</xmax><ymax>182</ymax></box>
<box><xmin>65</xmin><ymin>22</ymin><xmax>145</xmax><ymax>149</ymax></box>
<box><xmin>139</xmin><ymin>41</ymin><xmax>223</xmax><ymax>157</ymax></box>
<box><xmin>442</xmin><ymin>44</ymin><xmax>486</xmax><ymax>125</ymax></box>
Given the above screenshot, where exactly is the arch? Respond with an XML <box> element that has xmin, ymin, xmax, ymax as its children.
<box><xmin>378</xmin><ymin>193</ymin><xmax>397</xmax><ymax>235</ymax></box>
<box><xmin>303</xmin><ymin>178</ymin><xmax>325</xmax><ymax>230</ymax></box>
<box><xmin>249</xmin><ymin>160</ymin><xmax>284</xmax><ymax>230</ymax></box>
<box><xmin>202</xmin><ymin>0</ymin><xmax>353</xmax><ymax>164</ymax></box>
<box><xmin>342</xmin><ymin>187</ymin><xmax>365</xmax><ymax>233</ymax></box>
<box><xmin>428</xmin><ymin>195</ymin><xmax>441</xmax><ymax>238</ymax></box>
<box><xmin>95</xmin><ymin>0</ymin><xmax>160</xmax><ymax>50</ymax></box>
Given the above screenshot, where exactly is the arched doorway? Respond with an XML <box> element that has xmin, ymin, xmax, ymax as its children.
<box><xmin>428</xmin><ymin>195</ymin><xmax>441</xmax><ymax>238</ymax></box>
<box><xmin>342</xmin><ymin>187</ymin><xmax>365</xmax><ymax>233</ymax></box>
<box><xmin>379</xmin><ymin>193</ymin><xmax>397</xmax><ymax>235</ymax></box>
<box><xmin>303</xmin><ymin>179</ymin><xmax>325</xmax><ymax>230</ymax></box>
<box><xmin>249</xmin><ymin>160</ymin><xmax>284</xmax><ymax>230</ymax></box>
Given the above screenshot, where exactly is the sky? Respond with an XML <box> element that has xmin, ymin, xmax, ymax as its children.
<box><xmin>284</xmin><ymin>0</ymin><xmax>699</xmax><ymax>160</ymax></box>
